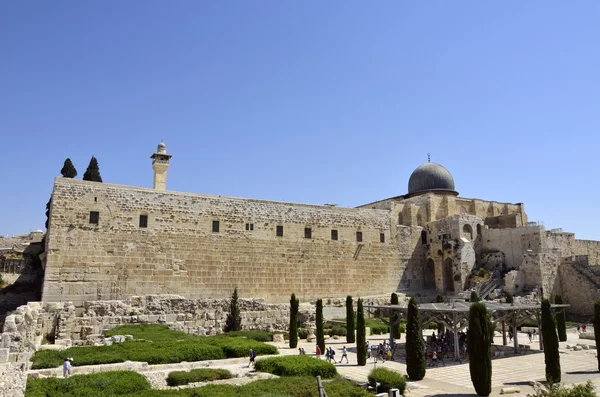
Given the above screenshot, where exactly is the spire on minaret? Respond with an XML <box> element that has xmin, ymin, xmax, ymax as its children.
<box><xmin>151</xmin><ymin>141</ymin><xmax>172</xmax><ymax>191</ymax></box>
<box><xmin>427</xmin><ymin>153</ymin><xmax>431</xmax><ymax>163</ymax></box>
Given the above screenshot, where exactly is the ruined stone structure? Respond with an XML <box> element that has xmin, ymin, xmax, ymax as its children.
<box><xmin>41</xmin><ymin>143</ymin><xmax>600</xmax><ymax>316</ymax></box>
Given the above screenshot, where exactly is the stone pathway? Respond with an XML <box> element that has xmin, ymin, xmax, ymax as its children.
<box><xmin>269</xmin><ymin>329</ymin><xmax>600</xmax><ymax>396</ymax></box>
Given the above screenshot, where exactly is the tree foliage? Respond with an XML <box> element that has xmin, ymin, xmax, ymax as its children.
<box><xmin>505</xmin><ymin>292</ymin><xmax>513</xmax><ymax>304</ymax></box>
<box><xmin>60</xmin><ymin>158</ymin><xmax>77</xmax><ymax>178</ymax></box>
<box><xmin>541</xmin><ymin>298</ymin><xmax>561</xmax><ymax>383</ymax></box>
<box><xmin>225</xmin><ymin>288</ymin><xmax>242</xmax><ymax>332</ymax></box>
<box><xmin>346</xmin><ymin>296</ymin><xmax>355</xmax><ymax>343</ymax></box>
<box><xmin>83</xmin><ymin>156</ymin><xmax>103</xmax><ymax>182</ymax></box>
<box><xmin>316</xmin><ymin>299</ymin><xmax>325</xmax><ymax>353</ymax></box>
<box><xmin>468</xmin><ymin>302</ymin><xmax>492</xmax><ymax>396</ymax></box>
<box><xmin>405</xmin><ymin>297</ymin><xmax>425</xmax><ymax>380</ymax></box>
<box><xmin>435</xmin><ymin>294</ymin><xmax>445</xmax><ymax>334</ymax></box>
<box><xmin>390</xmin><ymin>293</ymin><xmax>402</xmax><ymax>339</ymax></box>
<box><xmin>289</xmin><ymin>293</ymin><xmax>299</xmax><ymax>348</ymax></box>
<box><xmin>554</xmin><ymin>295</ymin><xmax>567</xmax><ymax>342</ymax></box>
<box><xmin>593</xmin><ymin>300</ymin><xmax>600</xmax><ymax>371</ymax></box>
<box><xmin>470</xmin><ymin>291</ymin><xmax>480</xmax><ymax>302</ymax></box>
<box><xmin>356</xmin><ymin>298</ymin><xmax>367</xmax><ymax>366</ymax></box>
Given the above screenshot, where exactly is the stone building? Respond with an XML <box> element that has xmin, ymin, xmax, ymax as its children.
<box><xmin>41</xmin><ymin>142</ymin><xmax>600</xmax><ymax>316</ymax></box>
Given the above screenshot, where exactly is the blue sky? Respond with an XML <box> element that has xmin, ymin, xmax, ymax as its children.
<box><xmin>1</xmin><ymin>1</ymin><xmax>599</xmax><ymax>240</ymax></box>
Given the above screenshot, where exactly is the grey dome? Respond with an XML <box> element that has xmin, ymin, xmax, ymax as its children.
<box><xmin>408</xmin><ymin>162</ymin><xmax>457</xmax><ymax>196</ymax></box>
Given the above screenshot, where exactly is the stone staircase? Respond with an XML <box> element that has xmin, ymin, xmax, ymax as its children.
<box><xmin>571</xmin><ymin>262</ymin><xmax>600</xmax><ymax>290</ymax></box>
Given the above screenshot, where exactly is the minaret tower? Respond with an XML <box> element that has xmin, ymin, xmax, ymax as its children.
<box><xmin>151</xmin><ymin>141</ymin><xmax>172</xmax><ymax>191</ymax></box>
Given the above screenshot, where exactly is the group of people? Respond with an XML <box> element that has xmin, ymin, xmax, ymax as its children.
<box><xmin>425</xmin><ymin>330</ymin><xmax>455</xmax><ymax>367</ymax></box>
<box><xmin>366</xmin><ymin>341</ymin><xmax>393</xmax><ymax>362</ymax></box>
<box><xmin>315</xmin><ymin>345</ymin><xmax>349</xmax><ymax>363</ymax></box>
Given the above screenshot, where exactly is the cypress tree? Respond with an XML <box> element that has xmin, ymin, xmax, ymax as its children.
<box><xmin>435</xmin><ymin>294</ymin><xmax>445</xmax><ymax>334</ymax></box>
<box><xmin>83</xmin><ymin>156</ymin><xmax>103</xmax><ymax>182</ymax></box>
<box><xmin>470</xmin><ymin>291</ymin><xmax>480</xmax><ymax>302</ymax></box>
<box><xmin>594</xmin><ymin>300</ymin><xmax>600</xmax><ymax>371</ymax></box>
<box><xmin>60</xmin><ymin>158</ymin><xmax>77</xmax><ymax>178</ymax></box>
<box><xmin>289</xmin><ymin>293</ymin><xmax>299</xmax><ymax>348</ymax></box>
<box><xmin>316</xmin><ymin>299</ymin><xmax>325</xmax><ymax>353</ymax></box>
<box><xmin>505</xmin><ymin>292</ymin><xmax>513</xmax><ymax>304</ymax></box>
<box><xmin>390</xmin><ymin>293</ymin><xmax>401</xmax><ymax>339</ymax></box>
<box><xmin>346</xmin><ymin>296</ymin><xmax>355</xmax><ymax>343</ymax></box>
<box><xmin>356</xmin><ymin>298</ymin><xmax>367</xmax><ymax>366</ymax></box>
<box><xmin>554</xmin><ymin>295</ymin><xmax>567</xmax><ymax>342</ymax></box>
<box><xmin>225</xmin><ymin>287</ymin><xmax>242</xmax><ymax>332</ymax></box>
<box><xmin>541</xmin><ymin>298</ymin><xmax>561</xmax><ymax>383</ymax></box>
<box><xmin>44</xmin><ymin>196</ymin><xmax>52</xmax><ymax>230</ymax></box>
<box><xmin>406</xmin><ymin>297</ymin><xmax>426</xmax><ymax>380</ymax></box>
<box><xmin>468</xmin><ymin>302</ymin><xmax>492</xmax><ymax>396</ymax></box>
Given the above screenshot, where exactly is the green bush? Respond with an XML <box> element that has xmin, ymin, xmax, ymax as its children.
<box><xmin>254</xmin><ymin>355</ymin><xmax>337</xmax><ymax>378</ymax></box>
<box><xmin>468</xmin><ymin>302</ymin><xmax>492</xmax><ymax>396</ymax></box>
<box><xmin>528</xmin><ymin>380</ymin><xmax>595</xmax><ymax>397</ymax></box>
<box><xmin>105</xmin><ymin>324</ymin><xmax>191</xmax><ymax>341</ymax></box>
<box><xmin>541</xmin><ymin>298</ymin><xmax>561</xmax><ymax>383</ymax></box>
<box><xmin>222</xmin><ymin>331</ymin><xmax>275</xmax><ymax>342</ymax></box>
<box><xmin>25</xmin><ymin>370</ymin><xmax>151</xmax><ymax>397</ymax></box>
<box><xmin>328</xmin><ymin>326</ymin><xmax>347</xmax><ymax>336</ymax></box>
<box><xmin>368</xmin><ymin>324</ymin><xmax>388</xmax><ymax>335</ymax></box>
<box><xmin>166</xmin><ymin>368</ymin><xmax>232</xmax><ymax>386</ymax></box>
<box><xmin>367</xmin><ymin>368</ymin><xmax>407</xmax><ymax>394</ymax></box>
<box><xmin>298</xmin><ymin>328</ymin><xmax>310</xmax><ymax>339</ymax></box>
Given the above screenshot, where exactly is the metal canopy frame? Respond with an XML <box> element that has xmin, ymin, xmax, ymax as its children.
<box><xmin>364</xmin><ymin>301</ymin><xmax>569</xmax><ymax>361</ymax></box>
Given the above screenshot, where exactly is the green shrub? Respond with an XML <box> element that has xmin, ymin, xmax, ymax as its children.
<box><xmin>356</xmin><ymin>298</ymin><xmax>366</xmax><ymax>366</ymax></box>
<box><xmin>298</xmin><ymin>328</ymin><xmax>310</xmax><ymax>339</ymax></box>
<box><xmin>406</xmin><ymin>297</ymin><xmax>425</xmax><ymax>380</ymax></box>
<box><xmin>25</xmin><ymin>370</ymin><xmax>151</xmax><ymax>397</ymax></box>
<box><xmin>166</xmin><ymin>368</ymin><xmax>232</xmax><ymax>386</ymax></box>
<box><xmin>368</xmin><ymin>324</ymin><xmax>388</xmax><ymax>335</ymax></box>
<box><xmin>528</xmin><ymin>380</ymin><xmax>595</xmax><ymax>397</ymax></box>
<box><xmin>468</xmin><ymin>302</ymin><xmax>492</xmax><ymax>396</ymax></box>
<box><xmin>470</xmin><ymin>291</ymin><xmax>480</xmax><ymax>302</ymax></box>
<box><xmin>541</xmin><ymin>298</ymin><xmax>561</xmax><ymax>383</ymax></box>
<box><xmin>554</xmin><ymin>295</ymin><xmax>567</xmax><ymax>342</ymax></box>
<box><xmin>505</xmin><ymin>292</ymin><xmax>513</xmax><ymax>304</ymax></box>
<box><xmin>328</xmin><ymin>326</ymin><xmax>347</xmax><ymax>336</ymax></box>
<box><xmin>221</xmin><ymin>330</ymin><xmax>275</xmax><ymax>342</ymax></box>
<box><xmin>225</xmin><ymin>287</ymin><xmax>242</xmax><ymax>332</ymax></box>
<box><xmin>105</xmin><ymin>324</ymin><xmax>191</xmax><ymax>342</ymax></box>
<box><xmin>255</xmin><ymin>355</ymin><xmax>337</xmax><ymax>378</ymax></box>
<box><xmin>367</xmin><ymin>367</ymin><xmax>407</xmax><ymax>394</ymax></box>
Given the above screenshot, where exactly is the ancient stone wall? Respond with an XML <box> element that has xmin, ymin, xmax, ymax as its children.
<box><xmin>482</xmin><ymin>226</ymin><xmax>543</xmax><ymax>270</ymax></box>
<box><xmin>43</xmin><ymin>178</ymin><xmax>407</xmax><ymax>306</ymax></box>
<box><xmin>556</xmin><ymin>262</ymin><xmax>600</xmax><ymax>318</ymax></box>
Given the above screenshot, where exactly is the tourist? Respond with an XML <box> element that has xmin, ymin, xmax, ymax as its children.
<box><xmin>527</xmin><ymin>330</ymin><xmax>532</xmax><ymax>342</ymax></box>
<box><xmin>577</xmin><ymin>324</ymin><xmax>581</xmax><ymax>333</ymax></box>
<box><xmin>325</xmin><ymin>347</ymin><xmax>330</xmax><ymax>362</ymax></box>
<box><xmin>316</xmin><ymin>345</ymin><xmax>321</xmax><ymax>359</ymax></box>
<box><xmin>63</xmin><ymin>358</ymin><xmax>72</xmax><ymax>378</ymax></box>
<box><xmin>532</xmin><ymin>329</ymin><xmax>537</xmax><ymax>340</ymax></box>
<box><xmin>328</xmin><ymin>347</ymin><xmax>336</xmax><ymax>363</ymax></box>
<box><xmin>582</xmin><ymin>323</ymin><xmax>587</xmax><ymax>333</ymax></box>
<box><xmin>248</xmin><ymin>349</ymin><xmax>256</xmax><ymax>367</ymax></box>
<box><xmin>339</xmin><ymin>346</ymin><xmax>349</xmax><ymax>363</ymax></box>
<box><xmin>301</xmin><ymin>347</ymin><xmax>306</xmax><ymax>355</ymax></box>
<box><xmin>298</xmin><ymin>347</ymin><xmax>303</xmax><ymax>355</ymax></box>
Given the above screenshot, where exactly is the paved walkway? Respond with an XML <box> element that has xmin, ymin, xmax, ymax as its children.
<box><xmin>269</xmin><ymin>329</ymin><xmax>600</xmax><ymax>396</ymax></box>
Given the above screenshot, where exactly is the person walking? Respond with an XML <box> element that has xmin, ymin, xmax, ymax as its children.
<box><xmin>63</xmin><ymin>358</ymin><xmax>72</xmax><ymax>378</ymax></box>
<box><xmin>316</xmin><ymin>345</ymin><xmax>321</xmax><ymax>359</ymax></box>
<box><xmin>248</xmin><ymin>349</ymin><xmax>256</xmax><ymax>367</ymax></box>
<box><xmin>339</xmin><ymin>346</ymin><xmax>349</xmax><ymax>363</ymax></box>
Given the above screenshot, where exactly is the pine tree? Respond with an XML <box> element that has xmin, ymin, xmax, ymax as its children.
<box><xmin>390</xmin><ymin>293</ymin><xmax>401</xmax><ymax>339</ymax></box>
<box><xmin>316</xmin><ymin>299</ymin><xmax>325</xmax><ymax>354</ymax></box>
<box><xmin>406</xmin><ymin>297</ymin><xmax>426</xmax><ymax>380</ymax></box>
<box><xmin>289</xmin><ymin>293</ymin><xmax>299</xmax><ymax>348</ymax></box>
<box><xmin>346</xmin><ymin>296</ymin><xmax>355</xmax><ymax>343</ymax></box>
<box><xmin>541</xmin><ymin>298</ymin><xmax>561</xmax><ymax>383</ymax></box>
<box><xmin>225</xmin><ymin>287</ymin><xmax>242</xmax><ymax>332</ymax></box>
<box><xmin>468</xmin><ymin>302</ymin><xmax>492</xmax><ymax>396</ymax></box>
<box><xmin>470</xmin><ymin>291</ymin><xmax>480</xmax><ymax>302</ymax></box>
<box><xmin>435</xmin><ymin>294</ymin><xmax>445</xmax><ymax>334</ymax></box>
<box><xmin>594</xmin><ymin>300</ymin><xmax>600</xmax><ymax>371</ymax></box>
<box><xmin>83</xmin><ymin>156</ymin><xmax>103</xmax><ymax>182</ymax></box>
<box><xmin>60</xmin><ymin>158</ymin><xmax>77</xmax><ymax>178</ymax></box>
<box><xmin>554</xmin><ymin>295</ymin><xmax>567</xmax><ymax>342</ymax></box>
<box><xmin>356</xmin><ymin>298</ymin><xmax>367</xmax><ymax>366</ymax></box>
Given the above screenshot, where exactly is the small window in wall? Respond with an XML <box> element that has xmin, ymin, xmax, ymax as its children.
<box><xmin>304</xmin><ymin>228</ymin><xmax>312</xmax><ymax>239</ymax></box>
<box><xmin>245</xmin><ymin>223</ymin><xmax>254</xmax><ymax>231</ymax></box>
<box><xmin>139</xmin><ymin>215</ymin><xmax>148</xmax><ymax>228</ymax></box>
<box><xmin>276</xmin><ymin>225</ymin><xmax>284</xmax><ymax>237</ymax></box>
<box><xmin>212</xmin><ymin>220</ymin><xmax>220</xmax><ymax>233</ymax></box>
<box><xmin>89</xmin><ymin>211</ymin><xmax>99</xmax><ymax>224</ymax></box>
<box><xmin>331</xmin><ymin>230</ymin><xmax>338</xmax><ymax>240</ymax></box>
<box><xmin>356</xmin><ymin>231</ymin><xmax>363</xmax><ymax>242</ymax></box>
<box><xmin>380</xmin><ymin>233</ymin><xmax>385</xmax><ymax>243</ymax></box>
<box><xmin>421</xmin><ymin>230</ymin><xmax>427</xmax><ymax>244</ymax></box>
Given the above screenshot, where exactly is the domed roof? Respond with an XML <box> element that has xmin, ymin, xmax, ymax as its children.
<box><xmin>407</xmin><ymin>162</ymin><xmax>457</xmax><ymax>196</ymax></box>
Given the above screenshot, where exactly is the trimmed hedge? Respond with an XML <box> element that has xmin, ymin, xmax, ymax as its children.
<box><xmin>221</xmin><ymin>331</ymin><xmax>277</xmax><ymax>342</ymax></box>
<box><xmin>32</xmin><ymin>325</ymin><xmax>277</xmax><ymax>369</ymax></box>
<box><xmin>166</xmin><ymin>368</ymin><xmax>232</xmax><ymax>386</ymax></box>
<box><xmin>298</xmin><ymin>328</ymin><xmax>310</xmax><ymax>339</ymax></box>
<box><xmin>329</xmin><ymin>326</ymin><xmax>347</xmax><ymax>337</ymax></box>
<box><xmin>254</xmin><ymin>355</ymin><xmax>337</xmax><ymax>378</ymax></box>
<box><xmin>367</xmin><ymin>368</ymin><xmax>407</xmax><ymax>394</ymax></box>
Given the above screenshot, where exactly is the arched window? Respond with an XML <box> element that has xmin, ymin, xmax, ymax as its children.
<box><xmin>462</xmin><ymin>224</ymin><xmax>473</xmax><ymax>241</ymax></box>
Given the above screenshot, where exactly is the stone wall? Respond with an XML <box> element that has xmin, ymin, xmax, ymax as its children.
<box><xmin>43</xmin><ymin>178</ymin><xmax>407</xmax><ymax>306</ymax></box>
<box><xmin>556</xmin><ymin>262</ymin><xmax>600</xmax><ymax>318</ymax></box>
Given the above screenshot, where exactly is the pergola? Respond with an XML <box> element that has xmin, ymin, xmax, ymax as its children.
<box><xmin>364</xmin><ymin>301</ymin><xmax>569</xmax><ymax>361</ymax></box>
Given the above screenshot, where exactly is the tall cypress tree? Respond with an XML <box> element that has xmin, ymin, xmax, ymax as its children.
<box><xmin>594</xmin><ymin>300</ymin><xmax>600</xmax><ymax>371</ymax></box>
<box><xmin>470</xmin><ymin>291</ymin><xmax>480</xmax><ymax>302</ymax></box>
<box><xmin>316</xmin><ymin>299</ymin><xmax>325</xmax><ymax>353</ymax></box>
<box><xmin>541</xmin><ymin>298</ymin><xmax>561</xmax><ymax>383</ymax></box>
<box><xmin>505</xmin><ymin>292</ymin><xmax>514</xmax><ymax>304</ymax></box>
<box><xmin>356</xmin><ymin>298</ymin><xmax>367</xmax><ymax>366</ymax></box>
<box><xmin>346</xmin><ymin>296</ymin><xmax>355</xmax><ymax>343</ymax></box>
<box><xmin>83</xmin><ymin>156</ymin><xmax>103</xmax><ymax>182</ymax></box>
<box><xmin>468</xmin><ymin>302</ymin><xmax>492</xmax><ymax>396</ymax></box>
<box><xmin>390</xmin><ymin>293</ymin><xmax>401</xmax><ymax>339</ymax></box>
<box><xmin>406</xmin><ymin>297</ymin><xmax>426</xmax><ymax>380</ymax></box>
<box><xmin>225</xmin><ymin>287</ymin><xmax>242</xmax><ymax>332</ymax></box>
<box><xmin>435</xmin><ymin>294</ymin><xmax>445</xmax><ymax>334</ymax></box>
<box><xmin>289</xmin><ymin>293</ymin><xmax>299</xmax><ymax>348</ymax></box>
<box><xmin>554</xmin><ymin>295</ymin><xmax>567</xmax><ymax>342</ymax></box>
<box><xmin>60</xmin><ymin>158</ymin><xmax>77</xmax><ymax>178</ymax></box>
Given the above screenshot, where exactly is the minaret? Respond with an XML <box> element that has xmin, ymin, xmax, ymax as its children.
<box><xmin>151</xmin><ymin>141</ymin><xmax>172</xmax><ymax>191</ymax></box>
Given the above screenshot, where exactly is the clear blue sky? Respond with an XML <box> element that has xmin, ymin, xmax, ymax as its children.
<box><xmin>2</xmin><ymin>1</ymin><xmax>599</xmax><ymax>240</ymax></box>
